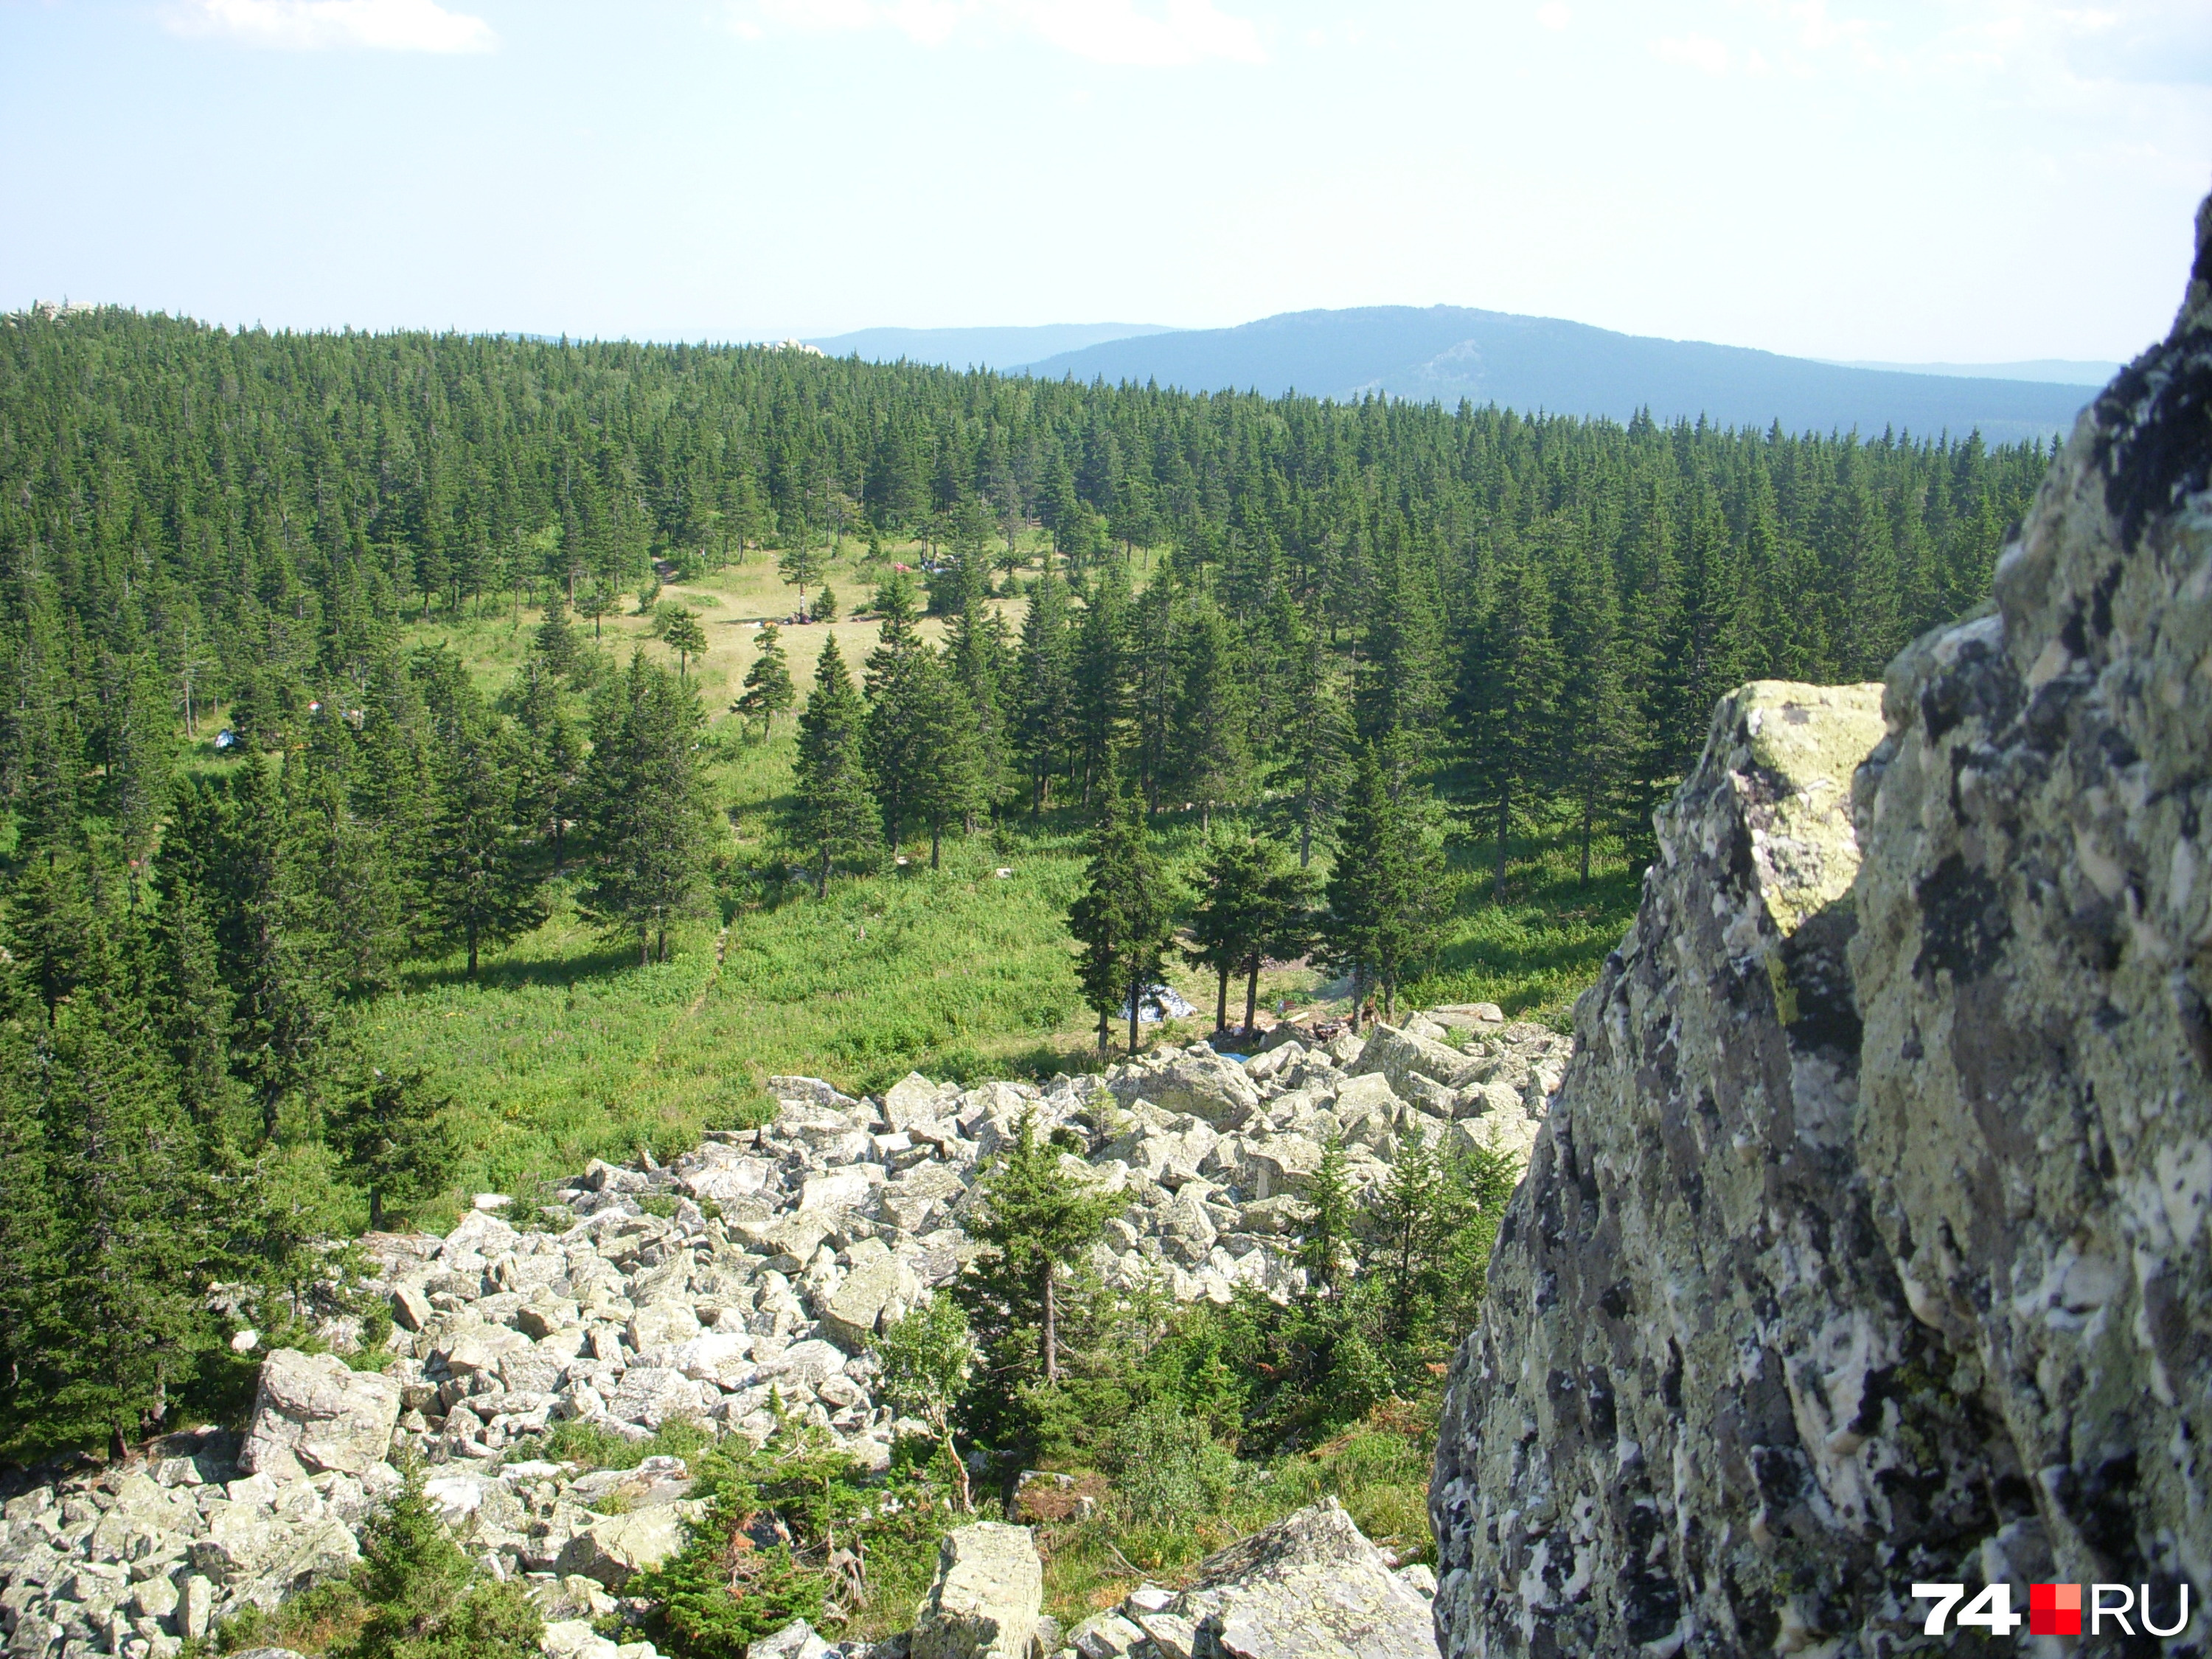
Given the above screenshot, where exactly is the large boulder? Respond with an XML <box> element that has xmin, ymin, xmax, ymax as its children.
<box><xmin>1848</xmin><ymin>198</ymin><xmax>2212</xmax><ymax>1618</ymax></box>
<box><xmin>237</xmin><ymin>1349</ymin><xmax>403</xmax><ymax>1478</ymax></box>
<box><xmin>1107</xmin><ymin>1051</ymin><xmax>1260</xmax><ymax>1127</ymax></box>
<box><xmin>1166</xmin><ymin>1498</ymin><xmax>1434</xmax><ymax>1659</ymax></box>
<box><xmin>1346</xmin><ymin>1025</ymin><xmax>1478</xmax><ymax>1097</ymax></box>
<box><xmin>1431</xmin><ymin>198</ymin><xmax>2212</xmax><ymax>1658</ymax></box>
<box><xmin>910</xmin><ymin>1523</ymin><xmax>1043</xmax><ymax>1659</ymax></box>
<box><xmin>820</xmin><ymin>1253</ymin><xmax>905</xmax><ymax>1352</ymax></box>
<box><xmin>1431</xmin><ymin>681</ymin><xmax>2018</xmax><ymax>1655</ymax></box>
<box><xmin>556</xmin><ymin>1507</ymin><xmax>690</xmax><ymax>1587</ymax></box>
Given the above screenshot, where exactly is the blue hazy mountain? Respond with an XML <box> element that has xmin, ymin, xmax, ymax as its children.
<box><xmin>805</xmin><ymin>322</ymin><xmax>1175</xmax><ymax>369</ymax></box>
<box><xmin>1824</xmin><ymin>358</ymin><xmax>2120</xmax><ymax>386</ymax></box>
<box><xmin>1015</xmin><ymin>306</ymin><xmax>2093</xmax><ymax>444</ymax></box>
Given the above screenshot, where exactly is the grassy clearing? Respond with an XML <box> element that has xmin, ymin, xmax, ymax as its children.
<box><xmin>354</xmin><ymin>540</ymin><xmax>1641</xmax><ymax>1227</ymax></box>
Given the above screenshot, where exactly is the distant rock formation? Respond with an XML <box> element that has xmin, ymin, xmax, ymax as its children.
<box><xmin>1430</xmin><ymin>193</ymin><xmax>2212</xmax><ymax>1655</ymax></box>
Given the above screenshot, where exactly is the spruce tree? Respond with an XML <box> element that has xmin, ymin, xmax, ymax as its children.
<box><xmin>955</xmin><ymin>1111</ymin><xmax>1119</xmax><ymax>1387</ymax></box>
<box><xmin>534</xmin><ymin>594</ymin><xmax>580</xmax><ymax>678</ymax></box>
<box><xmin>1167</xmin><ymin>600</ymin><xmax>1251</xmax><ymax>829</ymax></box>
<box><xmin>1547</xmin><ymin>520</ymin><xmax>1632</xmax><ymax>886</ymax></box>
<box><xmin>910</xmin><ymin>651</ymin><xmax>984</xmax><ymax>870</ymax></box>
<box><xmin>654</xmin><ymin>605</ymin><xmax>709</xmax><ymax>680</ymax></box>
<box><xmin>329</xmin><ymin>1068</ymin><xmax>458</xmax><ymax>1231</ymax></box>
<box><xmin>787</xmin><ymin>636</ymin><xmax>876</xmax><ymax>898</ymax></box>
<box><xmin>1460</xmin><ymin>550</ymin><xmax>1562</xmax><ymax>900</ymax></box>
<box><xmin>580</xmin><ymin>652</ymin><xmax>713</xmax><ymax>964</ymax></box>
<box><xmin>1321</xmin><ymin>742</ymin><xmax>1447</xmax><ymax>1024</ymax></box>
<box><xmin>732</xmin><ymin>624</ymin><xmax>796</xmax><ymax>737</ymax></box>
<box><xmin>1014</xmin><ymin>566</ymin><xmax>1074</xmax><ymax>815</ymax></box>
<box><xmin>39</xmin><ymin>943</ymin><xmax>212</xmax><ymax>1455</ymax></box>
<box><xmin>422</xmin><ymin>714</ymin><xmax>546</xmax><ymax>978</ymax></box>
<box><xmin>1066</xmin><ymin>777</ymin><xmax>1177</xmax><ymax>1055</ymax></box>
<box><xmin>1070</xmin><ymin>560</ymin><xmax>1131</xmax><ymax>805</ymax></box>
<box><xmin>1184</xmin><ymin>831</ymin><xmax>1269</xmax><ymax>1035</ymax></box>
<box><xmin>863</xmin><ymin>572</ymin><xmax>930</xmax><ymax>855</ymax></box>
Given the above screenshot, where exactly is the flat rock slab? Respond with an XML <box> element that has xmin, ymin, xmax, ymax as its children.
<box><xmin>911</xmin><ymin>1523</ymin><xmax>1043</xmax><ymax>1659</ymax></box>
<box><xmin>1169</xmin><ymin>1500</ymin><xmax>1434</xmax><ymax>1659</ymax></box>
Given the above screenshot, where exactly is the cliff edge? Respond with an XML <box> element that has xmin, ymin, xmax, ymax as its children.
<box><xmin>1431</xmin><ymin>195</ymin><xmax>2212</xmax><ymax>1657</ymax></box>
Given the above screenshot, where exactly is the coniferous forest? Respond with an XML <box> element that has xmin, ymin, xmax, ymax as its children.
<box><xmin>0</xmin><ymin>306</ymin><xmax>2050</xmax><ymax>1458</ymax></box>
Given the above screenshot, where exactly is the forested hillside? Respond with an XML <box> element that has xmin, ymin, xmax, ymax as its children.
<box><xmin>0</xmin><ymin>305</ymin><xmax>2050</xmax><ymax>1457</ymax></box>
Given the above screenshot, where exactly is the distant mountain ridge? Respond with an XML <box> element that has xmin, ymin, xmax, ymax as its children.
<box><xmin>1012</xmin><ymin>305</ymin><xmax>2091</xmax><ymax>445</ymax></box>
<box><xmin>1823</xmin><ymin>357</ymin><xmax>2119</xmax><ymax>386</ymax></box>
<box><xmin>805</xmin><ymin>321</ymin><xmax>1172</xmax><ymax>369</ymax></box>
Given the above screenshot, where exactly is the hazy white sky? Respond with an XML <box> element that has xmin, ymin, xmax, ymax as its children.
<box><xmin>1</xmin><ymin>0</ymin><xmax>2205</xmax><ymax>361</ymax></box>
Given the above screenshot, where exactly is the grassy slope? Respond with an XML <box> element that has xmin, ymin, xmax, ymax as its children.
<box><xmin>364</xmin><ymin>539</ymin><xmax>1638</xmax><ymax>1229</ymax></box>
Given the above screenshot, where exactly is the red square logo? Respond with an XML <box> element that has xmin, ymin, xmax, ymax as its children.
<box><xmin>2031</xmin><ymin>1583</ymin><xmax>2082</xmax><ymax>1637</ymax></box>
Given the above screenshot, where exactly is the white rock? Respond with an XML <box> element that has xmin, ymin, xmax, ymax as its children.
<box><xmin>237</xmin><ymin>1351</ymin><xmax>402</xmax><ymax>1479</ymax></box>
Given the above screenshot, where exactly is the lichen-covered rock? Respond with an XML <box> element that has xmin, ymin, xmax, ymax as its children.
<box><xmin>910</xmin><ymin>1523</ymin><xmax>1043</xmax><ymax>1659</ymax></box>
<box><xmin>1433</xmin><ymin>195</ymin><xmax>2212</xmax><ymax>1658</ymax></box>
<box><xmin>237</xmin><ymin>1349</ymin><xmax>403</xmax><ymax>1478</ymax></box>
<box><xmin>1848</xmin><ymin>192</ymin><xmax>2212</xmax><ymax>1614</ymax></box>
<box><xmin>1430</xmin><ymin>681</ymin><xmax>2023</xmax><ymax>1656</ymax></box>
<box><xmin>1170</xmin><ymin>1498</ymin><xmax>1434</xmax><ymax>1659</ymax></box>
<box><xmin>556</xmin><ymin>1507</ymin><xmax>689</xmax><ymax>1587</ymax></box>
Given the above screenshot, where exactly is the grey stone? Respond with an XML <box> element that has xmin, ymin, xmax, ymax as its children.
<box><xmin>909</xmin><ymin>1523</ymin><xmax>1043</xmax><ymax>1659</ymax></box>
<box><xmin>236</xmin><ymin>1351</ymin><xmax>402</xmax><ymax>1479</ymax></box>
<box><xmin>1107</xmin><ymin>1052</ymin><xmax>1259</xmax><ymax>1127</ymax></box>
<box><xmin>556</xmin><ymin>1509</ymin><xmax>689</xmax><ymax>1587</ymax></box>
<box><xmin>747</xmin><ymin>1621</ymin><xmax>829</xmax><ymax>1659</ymax></box>
<box><xmin>819</xmin><ymin>1254</ymin><xmax>902</xmax><ymax>1353</ymax></box>
<box><xmin>605</xmin><ymin>1368</ymin><xmax>703</xmax><ymax>1430</ymax></box>
<box><xmin>1430</xmin><ymin>679</ymin><xmax>2016</xmax><ymax>1657</ymax></box>
<box><xmin>1430</xmin><ymin>190</ymin><xmax>2212</xmax><ymax>1659</ymax></box>
<box><xmin>626</xmin><ymin>1301</ymin><xmax>701</xmax><ymax>1352</ymax></box>
<box><xmin>1849</xmin><ymin>200</ymin><xmax>2212</xmax><ymax>1629</ymax></box>
<box><xmin>1346</xmin><ymin>1025</ymin><xmax>1478</xmax><ymax>1096</ymax></box>
<box><xmin>1167</xmin><ymin>1499</ymin><xmax>1433</xmax><ymax>1659</ymax></box>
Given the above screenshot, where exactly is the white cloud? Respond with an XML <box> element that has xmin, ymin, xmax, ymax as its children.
<box><xmin>1652</xmin><ymin>33</ymin><xmax>1730</xmax><ymax>74</ymax></box>
<box><xmin>1534</xmin><ymin>2</ymin><xmax>1571</xmax><ymax>30</ymax></box>
<box><xmin>171</xmin><ymin>0</ymin><xmax>495</xmax><ymax>51</ymax></box>
<box><xmin>727</xmin><ymin>0</ymin><xmax>1265</xmax><ymax>65</ymax></box>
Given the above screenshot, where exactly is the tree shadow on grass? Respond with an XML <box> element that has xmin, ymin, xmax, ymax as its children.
<box><xmin>398</xmin><ymin>940</ymin><xmax>650</xmax><ymax>995</ymax></box>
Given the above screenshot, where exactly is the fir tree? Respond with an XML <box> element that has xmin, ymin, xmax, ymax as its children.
<box><xmin>1014</xmin><ymin>566</ymin><xmax>1074</xmax><ymax>816</ymax></box>
<box><xmin>733</xmin><ymin>624</ymin><xmax>796</xmax><ymax>737</ymax></box>
<box><xmin>328</xmin><ymin>1067</ymin><xmax>457</xmax><ymax>1231</ymax></box>
<box><xmin>654</xmin><ymin>605</ymin><xmax>709</xmax><ymax>680</ymax></box>
<box><xmin>955</xmin><ymin>1111</ymin><xmax>1120</xmax><ymax>1387</ymax></box>
<box><xmin>1321</xmin><ymin>742</ymin><xmax>1447</xmax><ymax>1024</ymax></box>
<box><xmin>787</xmin><ymin>636</ymin><xmax>876</xmax><ymax>898</ymax></box>
<box><xmin>580</xmin><ymin>652</ymin><xmax>713</xmax><ymax>964</ymax></box>
<box><xmin>1066</xmin><ymin>776</ymin><xmax>1177</xmax><ymax>1055</ymax></box>
<box><xmin>863</xmin><ymin>572</ymin><xmax>930</xmax><ymax>855</ymax></box>
<box><xmin>1460</xmin><ymin>549</ymin><xmax>1562</xmax><ymax>899</ymax></box>
<box><xmin>422</xmin><ymin>712</ymin><xmax>545</xmax><ymax>978</ymax></box>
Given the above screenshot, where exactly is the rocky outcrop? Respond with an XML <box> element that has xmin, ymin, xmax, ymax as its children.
<box><xmin>1431</xmin><ymin>195</ymin><xmax>2212</xmax><ymax>1655</ymax></box>
<box><xmin>910</xmin><ymin>1523</ymin><xmax>1043</xmax><ymax>1659</ymax></box>
<box><xmin>1848</xmin><ymin>195</ymin><xmax>2212</xmax><ymax>1618</ymax></box>
<box><xmin>1431</xmin><ymin>681</ymin><xmax>2018</xmax><ymax>1655</ymax></box>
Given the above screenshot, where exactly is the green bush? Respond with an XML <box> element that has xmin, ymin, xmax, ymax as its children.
<box><xmin>1100</xmin><ymin>1400</ymin><xmax>1246</xmax><ymax>1524</ymax></box>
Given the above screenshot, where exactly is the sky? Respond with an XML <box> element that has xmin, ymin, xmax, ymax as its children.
<box><xmin>1</xmin><ymin>0</ymin><xmax>2207</xmax><ymax>363</ymax></box>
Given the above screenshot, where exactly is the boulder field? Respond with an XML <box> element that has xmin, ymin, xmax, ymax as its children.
<box><xmin>0</xmin><ymin>1007</ymin><xmax>1565</xmax><ymax>1659</ymax></box>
